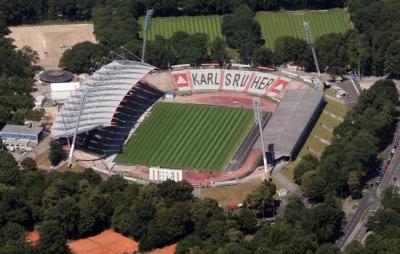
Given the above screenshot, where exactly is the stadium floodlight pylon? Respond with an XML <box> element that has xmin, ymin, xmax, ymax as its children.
<box><xmin>141</xmin><ymin>9</ymin><xmax>154</xmax><ymax>62</ymax></box>
<box><xmin>303</xmin><ymin>21</ymin><xmax>324</xmax><ymax>91</ymax></box>
<box><xmin>253</xmin><ymin>97</ymin><xmax>269</xmax><ymax>180</ymax></box>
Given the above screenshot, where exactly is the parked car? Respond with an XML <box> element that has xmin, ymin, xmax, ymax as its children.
<box><xmin>384</xmin><ymin>163</ymin><xmax>390</xmax><ymax>172</ymax></box>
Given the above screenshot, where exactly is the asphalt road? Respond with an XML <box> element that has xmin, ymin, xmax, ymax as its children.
<box><xmin>336</xmin><ymin>79</ymin><xmax>361</xmax><ymax>108</ymax></box>
<box><xmin>337</xmin><ymin>125</ymin><xmax>400</xmax><ymax>250</ymax></box>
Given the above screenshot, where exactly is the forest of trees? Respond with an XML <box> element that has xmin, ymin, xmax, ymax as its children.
<box><xmin>0</xmin><ymin>16</ymin><xmax>39</xmax><ymax>128</ymax></box>
<box><xmin>295</xmin><ymin>79</ymin><xmax>398</xmax><ymax>201</ymax></box>
<box><xmin>0</xmin><ymin>147</ymin><xmax>347</xmax><ymax>253</ymax></box>
<box><xmin>344</xmin><ymin>186</ymin><xmax>400</xmax><ymax>253</ymax></box>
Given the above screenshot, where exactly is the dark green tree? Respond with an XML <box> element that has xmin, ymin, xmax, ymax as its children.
<box><xmin>145</xmin><ymin>35</ymin><xmax>177</xmax><ymax>68</ymax></box>
<box><xmin>385</xmin><ymin>41</ymin><xmax>400</xmax><ymax>78</ymax></box>
<box><xmin>59</xmin><ymin>41</ymin><xmax>99</xmax><ymax>73</ymax></box>
<box><xmin>92</xmin><ymin>3</ymin><xmax>141</xmax><ymax>49</ymax></box>
<box><xmin>244</xmin><ymin>180</ymin><xmax>276</xmax><ymax>217</ymax></box>
<box><xmin>139</xmin><ymin>203</ymin><xmax>193</xmax><ymax>251</ymax></box>
<box><xmin>301</xmin><ymin>170</ymin><xmax>326</xmax><ymax>201</ymax></box>
<box><xmin>252</xmin><ymin>47</ymin><xmax>275</xmax><ymax>66</ymax></box>
<box><xmin>344</xmin><ymin>241</ymin><xmax>365</xmax><ymax>254</ymax></box>
<box><xmin>236</xmin><ymin>208</ymin><xmax>258</xmax><ymax>234</ymax></box>
<box><xmin>316</xmin><ymin>243</ymin><xmax>341</xmax><ymax>254</ymax></box>
<box><xmin>210</xmin><ymin>38</ymin><xmax>230</xmax><ymax>64</ymax></box>
<box><xmin>112</xmin><ymin>199</ymin><xmax>155</xmax><ymax>240</ymax></box>
<box><xmin>36</xmin><ymin>220</ymin><xmax>70</xmax><ymax>254</ymax></box>
<box><xmin>44</xmin><ymin>197</ymin><xmax>79</xmax><ymax>239</ymax></box>
<box><xmin>221</xmin><ymin>5</ymin><xmax>264</xmax><ymax>60</ymax></box>
<box><xmin>158</xmin><ymin>179</ymin><xmax>193</xmax><ymax>204</ymax></box>
<box><xmin>20</xmin><ymin>157</ymin><xmax>37</xmax><ymax>171</ymax></box>
<box><xmin>283</xmin><ymin>196</ymin><xmax>306</xmax><ymax>225</ymax></box>
<box><xmin>294</xmin><ymin>154</ymin><xmax>319</xmax><ymax>184</ymax></box>
<box><xmin>48</xmin><ymin>140</ymin><xmax>67</xmax><ymax>166</ymax></box>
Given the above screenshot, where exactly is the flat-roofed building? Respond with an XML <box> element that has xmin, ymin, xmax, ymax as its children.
<box><xmin>0</xmin><ymin>124</ymin><xmax>43</xmax><ymax>151</ymax></box>
<box><xmin>0</xmin><ymin>124</ymin><xmax>43</xmax><ymax>143</ymax></box>
<box><xmin>256</xmin><ymin>89</ymin><xmax>324</xmax><ymax>163</ymax></box>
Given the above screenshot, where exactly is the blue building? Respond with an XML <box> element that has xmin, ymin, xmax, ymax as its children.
<box><xmin>0</xmin><ymin>124</ymin><xmax>43</xmax><ymax>143</ymax></box>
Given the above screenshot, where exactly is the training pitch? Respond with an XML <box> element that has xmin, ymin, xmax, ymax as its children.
<box><xmin>140</xmin><ymin>9</ymin><xmax>352</xmax><ymax>49</ymax></box>
<box><xmin>115</xmin><ymin>103</ymin><xmax>254</xmax><ymax>171</ymax></box>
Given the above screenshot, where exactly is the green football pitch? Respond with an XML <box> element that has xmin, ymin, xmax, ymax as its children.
<box><xmin>140</xmin><ymin>9</ymin><xmax>352</xmax><ymax>49</ymax></box>
<box><xmin>114</xmin><ymin>103</ymin><xmax>254</xmax><ymax>171</ymax></box>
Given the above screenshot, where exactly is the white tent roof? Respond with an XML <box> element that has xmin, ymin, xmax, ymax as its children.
<box><xmin>51</xmin><ymin>60</ymin><xmax>156</xmax><ymax>138</ymax></box>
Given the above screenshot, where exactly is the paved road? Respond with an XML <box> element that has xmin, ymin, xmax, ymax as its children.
<box><xmin>337</xmin><ymin>125</ymin><xmax>400</xmax><ymax>250</ymax></box>
<box><xmin>336</xmin><ymin>79</ymin><xmax>361</xmax><ymax>108</ymax></box>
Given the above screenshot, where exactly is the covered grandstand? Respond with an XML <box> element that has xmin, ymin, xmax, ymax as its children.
<box><xmin>256</xmin><ymin>89</ymin><xmax>324</xmax><ymax>162</ymax></box>
<box><xmin>52</xmin><ymin>60</ymin><xmax>165</xmax><ymax>156</ymax></box>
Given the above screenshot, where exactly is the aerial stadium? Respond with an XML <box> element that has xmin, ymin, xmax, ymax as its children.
<box><xmin>52</xmin><ymin>59</ymin><xmax>324</xmax><ymax>186</ymax></box>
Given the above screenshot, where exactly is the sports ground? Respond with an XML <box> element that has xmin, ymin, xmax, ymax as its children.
<box><xmin>140</xmin><ymin>9</ymin><xmax>352</xmax><ymax>49</ymax></box>
<box><xmin>115</xmin><ymin>102</ymin><xmax>254</xmax><ymax>171</ymax></box>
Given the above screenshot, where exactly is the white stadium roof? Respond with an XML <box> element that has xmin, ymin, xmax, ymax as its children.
<box><xmin>51</xmin><ymin>60</ymin><xmax>156</xmax><ymax>138</ymax></box>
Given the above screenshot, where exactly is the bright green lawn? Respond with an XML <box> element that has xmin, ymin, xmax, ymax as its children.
<box><xmin>325</xmin><ymin>97</ymin><xmax>349</xmax><ymax>117</ymax></box>
<box><xmin>139</xmin><ymin>9</ymin><xmax>353</xmax><ymax>49</ymax></box>
<box><xmin>115</xmin><ymin>103</ymin><xmax>254</xmax><ymax>171</ymax></box>
<box><xmin>140</xmin><ymin>15</ymin><xmax>223</xmax><ymax>41</ymax></box>
<box><xmin>298</xmin><ymin>98</ymin><xmax>348</xmax><ymax>158</ymax></box>
<box><xmin>256</xmin><ymin>9</ymin><xmax>353</xmax><ymax>49</ymax></box>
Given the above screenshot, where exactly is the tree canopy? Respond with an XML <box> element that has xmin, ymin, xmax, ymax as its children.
<box><xmin>296</xmin><ymin>79</ymin><xmax>399</xmax><ymax>200</ymax></box>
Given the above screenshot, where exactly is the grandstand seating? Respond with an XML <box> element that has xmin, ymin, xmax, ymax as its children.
<box><xmin>172</xmin><ymin>69</ymin><xmax>291</xmax><ymax>99</ymax></box>
<box><xmin>75</xmin><ymin>82</ymin><xmax>164</xmax><ymax>156</ymax></box>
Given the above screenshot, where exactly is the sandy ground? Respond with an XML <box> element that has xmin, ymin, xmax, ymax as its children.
<box><xmin>143</xmin><ymin>70</ymin><xmax>175</xmax><ymax>91</ymax></box>
<box><xmin>201</xmin><ymin>179</ymin><xmax>263</xmax><ymax>207</ymax></box>
<box><xmin>8</xmin><ymin>24</ymin><xmax>96</xmax><ymax>70</ymax></box>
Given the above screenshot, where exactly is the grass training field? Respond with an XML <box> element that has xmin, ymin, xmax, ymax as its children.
<box><xmin>140</xmin><ymin>9</ymin><xmax>352</xmax><ymax>49</ymax></box>
<box><xmin>115</xmin><ymin>103</ymin><xmax>254</xmax><ymax>171</ymax></box>
<box><xmin>256</xmin><ymin>9</ymin><xmax>353</xmax><ymax>48</ymax></box>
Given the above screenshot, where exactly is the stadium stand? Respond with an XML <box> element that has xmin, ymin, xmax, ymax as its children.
<box><xmin>171</xmin><ymin>69</ymin><xmax>291</xmax><ymax>99</ymax></box>
<box><xmin>52</xmin><ymin>60</ymin><xmax>164</xmax><ymax>156</ymax></box>
<box><xmin>256</xmin><ymin>89</ymin><xmax>324</xmax><ymax>162</ymax></box>
<box><xmin>75</xmin><ymin>81</ymin><xmax>164</xmax><ymax>155</ymax></box>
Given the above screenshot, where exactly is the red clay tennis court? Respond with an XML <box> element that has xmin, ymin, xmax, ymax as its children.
<box><xmin>68</xmin><ymin>230</ymin><xmax>138</xmax><ymax>254</ymax></box>
<box><xmin>27</xmin><ymin>228</ymin><xmax>176</xmax><ymax>254</ymax></box>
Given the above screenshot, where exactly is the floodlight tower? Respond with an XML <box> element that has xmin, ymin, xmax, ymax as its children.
<box><xmin>141</xmin><ymin>9</ymin><xmax>154</xmax><ymax>62</ymax></box>
<box><xmin>67</xmin><ymin>85</ymin><xmax>88</xmax><ymax>167</ymax></box>
<box><xmin>253</xmin><ymin>98</ymin><xmax>269</xmax><ymax>180</ymax></box>
<box><xmin>303</xmin><ymin>21</ymin><xmax>323</xmax><ymax>90</ymax></box>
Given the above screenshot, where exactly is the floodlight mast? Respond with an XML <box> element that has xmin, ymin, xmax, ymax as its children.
<box><xmin>303</xmin><ymin>21</ymin><xmax>323</xmax><ymax>90</ymax></box>
<box><xmin>67</xmin><ymin>85</ymin><xmax>88</xmax><ymax>167</ymax></box>
<box><xmin>253</xmin><ymin>98</ymin><xmax>269</xmax><ymax>180</ymax></box>
<box><xmin>141</xmin><ymin>9</ymin><xmax>154</xmax><ymax>62</ymax></box>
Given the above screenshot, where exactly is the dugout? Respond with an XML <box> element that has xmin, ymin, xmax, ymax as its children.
<box><xmin>256</xmin><ymin>89</ymin><xmax>324</xmax><ymax>164</ymax></box>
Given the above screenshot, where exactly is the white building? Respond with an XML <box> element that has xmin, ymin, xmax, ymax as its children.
<box><xmin>50</xmin><ymin>82</ymin><xmax>80</xmax><ymax>102</ymax></box>
<box><xmin>149</xmin><ymin>167</ymin><xmax>183</xmax><ymax>182</ymax></box>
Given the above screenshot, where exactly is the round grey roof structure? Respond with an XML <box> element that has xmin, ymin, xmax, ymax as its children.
<box><xmin>39</xmin><ymin>70</ymin><xmax>74</xmax><ymax>83</ymax></box>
